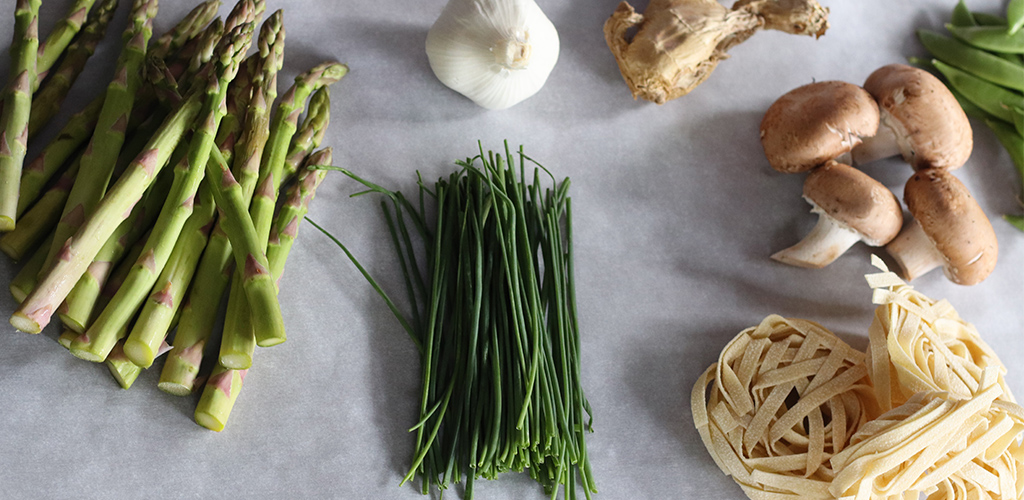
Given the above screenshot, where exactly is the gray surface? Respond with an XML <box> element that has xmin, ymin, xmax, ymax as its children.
<box><xmin>0</xmin><ymin>0</ymin><xmax>1019</xmax><ymax>498</ymax></box>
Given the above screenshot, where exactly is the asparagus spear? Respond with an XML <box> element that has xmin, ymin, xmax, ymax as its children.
<box><xmin>20</xmin><ymin>97</ymin><xmax>103</xmax><ymax>216</ymax></box>
<box><xmin>231</xmin><ymin>61</ymin><xmax>348</xmax><ymax>349</ymax></box>
<box><xmin>10</xmin><ymin>233</ymin><xmax>51</xmax><ymax>303</ymax></box>
<box><xmin>0</xmin><ymin>155</ymin><xmax>81</xmax><ymax>261</ymax></box>
<box><xmin>123</xmin><ymin>180</ymin><xmax>216</xmax><ymax>367</ymax></box>
<box><xmin>282</xmin><ymin>87</ymin><xmax>330</xmax><ymax>181</ymax></box>
<box><xmin>10</xmin><ymin>86</ymin><xmax>204</xmax><ymax>334</ymax></box>
<box><xmin>0</xmin><ymin>0</ymin><xmax>42</xmax><ymax>230</ymax></box>
<box><xmin>59</xmin><ymin>162</ymin><xmax>176</xmax><ymax>332</ymax></box>
<box><xmin>35</xmin><ymin>0</ymin><xmax>99</xmax><ymax>82</ymax></box>
<box><xmin>28</xmin><ymin>0</ymin><xmax>116</xmax><ymax>138</ymax></box>
<box><xmin>167</xmin><ymin>12</ymin><xmax>284</xmax><ymax>385</ymax></box>
<box><xmin>267</xmin><ymin>148</ymin><xmax>331</xmax><ymax>281</ymax></box>
<box><xmin>70</xmin><ymin>21</ymin><xmax>256</xmax><ymax>362</ymax></box>
<box><xmin>218</xmin><ymin>82</ymin><xmax>331</xmax><ymax>367</ymax></box>
<box><xmin>41</xmin><ymin>0</ymin><xmax>159</xmax><ymax>277</ymax></box>
<box><xmin>138</xmin><ymin>64</ymin><xmax>250</xmax><ymax>374</ymax></box>
<box><xmin>204</xmin><ymin>145</ymin><xmax>286</xmax><ymax>356</ymax></box>
<box><xmin>195</xmin><ymin>151</ymin><xmax>331</xmax><ymax>428</ymax></box>
<box><xmin>194</xmin><ymin>364</ymin><xmax>247</xmax><ymax>431</ymax></box>
<box><xmin>148</xmin><ymin>0</ymin><xmax>220</xmax><ymax>62</ymax></box>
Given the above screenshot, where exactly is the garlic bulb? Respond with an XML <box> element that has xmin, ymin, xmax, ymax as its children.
<box><xmin>425</xmin><ymin>0</ymin><xmax>560</xmax><ymax>110</ymax></box>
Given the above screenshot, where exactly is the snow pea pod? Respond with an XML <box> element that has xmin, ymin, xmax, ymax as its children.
<box><xmin>951</xmin><ymin>0</ymin><xmax>976</xmax><ymax>27</ymax></box>
<box><xmin>950</xmin><ymin>87</ymin><xmax>990</xmax><ymax>119</ymax></box>
<box><xmin>946</xmin><ymin>24</ymin><xmax>1024</xmax><ymax>53</ymax></box>
<box><xmin>932</xmin><ymin>59</ymin><xmax>1024</xmax><ymax>122</ymax></box>
<box><xmin>918</xmin><ymin>30</ymin><xmax>1024</xmax><ymax>90</ymax></box>
<box><xmin>972</xmin><ymin>12</ymin><xmax>1005</xmax><ymax>26</ymax></box>
<box><xmin>984</xmin><ymin>119</ymin><xmax>1024</xmax><ymax>178</ymax></box>
<box><xmin>1009</xmin><ymin>0</ymin><xmax>1024</xmax><ymax>34</ymax></box>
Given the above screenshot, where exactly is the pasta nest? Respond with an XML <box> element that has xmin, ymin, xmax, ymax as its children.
<box><xmin>692</xmin><ymin>315</ymin><xmax>881</xmax><ymax>499</ymax></box>
<box><xmin>829</xmin><ymin>370</ymin><xmax>1024</xmax><ymax>500</ymax></box>
<box><xmin>864</xmin><ymin>260</ymin><xmax>1015</xmax><ymax>412</ymax></box>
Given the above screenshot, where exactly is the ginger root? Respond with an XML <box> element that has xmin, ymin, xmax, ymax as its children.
<box><xmin>604</xmin><ymin>0</ymin><xmax>830</xmax><ymax>104</ymax></box>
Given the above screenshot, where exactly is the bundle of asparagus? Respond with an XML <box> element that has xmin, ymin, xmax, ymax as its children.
<box><xmin>0</xmin><ymin>0</ymin><xmax>347</xmax><ymax>432</ymax></box>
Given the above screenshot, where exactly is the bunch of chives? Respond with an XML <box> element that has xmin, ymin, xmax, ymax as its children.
<box><xmin>315</xmin><ymin>142</ymin><xmax>596</xmax><ymax>499</ymax></box>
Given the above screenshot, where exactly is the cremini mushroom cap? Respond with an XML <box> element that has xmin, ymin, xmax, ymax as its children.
<box><xmin>803</xmin><ymin>160</ymin><xmax>903</xmax><ymax>245</ymax></box>
<box><xmin>760</xmin><ymin>81</ymin><xmax>880</xmax><ymax>173</ymax></box>
<box><xmin>863</xmin><ymin>64</ymin><xmax>973</xmax><ymax>170</ymax></box>
<box><xmin>904</xmin><ymin>168</ymin><xmax>997</xmax><ymax>285</ymax></box>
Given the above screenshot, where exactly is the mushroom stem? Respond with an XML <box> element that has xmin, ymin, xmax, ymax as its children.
<box><xmin>771</xmin><ymin>213</ymin><xmax>864</xmax><ymax>268</ymax></box>
<box><xmin>852</xmin><ymin>118</ymin><xmax>900</xmax><ymax>165</ymax></box>
<box><xmin>885</xmin><ymin>221</ymin><xmax>945</xmax><ymax>281</ymax></box>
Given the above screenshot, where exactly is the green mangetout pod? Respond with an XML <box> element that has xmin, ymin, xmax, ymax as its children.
<box><xmin>947</xmin><ymin>24</ymin><xmax>1024</xmax><ymax>53</ymax></box>
<box><xmin>918</xmin><ymin>30</ymin><xmax>1024</xmax><ymax>91</ymax></box>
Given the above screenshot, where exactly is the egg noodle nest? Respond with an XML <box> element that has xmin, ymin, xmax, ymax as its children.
<box><xmin>692</xmin><ymin>257</ymin><xmax>1024</xmax><ymax>500</ymax></box>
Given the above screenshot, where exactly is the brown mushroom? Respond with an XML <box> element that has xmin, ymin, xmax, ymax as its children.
<box><xmin>886</xmin><ymin>168</ymin><xmax>997</xmax><ymax>285</ymax></box>
<box><xmin>772</xmin><ymin>160</ymin><xmax>903</xmax><ymax>268</ymax></box>
<box><xmin>852</xmin><ymin>64</ymin><xmax>973</xmax><ymax>170</ymax></box>
<box><xmin>760</xmin><ymin>81</ymin><xmax>880</xmax><ymax>173</ymax></box>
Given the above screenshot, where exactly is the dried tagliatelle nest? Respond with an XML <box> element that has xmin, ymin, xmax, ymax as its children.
<box><xmin>865</xmin><ymin>259</ymin><xmax>1015</xmax><ymax>411</ymax></box>
<box><xmin>830</xmin><ymin>372</ymin><xmax>1024</xmax><ymax>499</ymax></box>
<box><xmin>692</xmin><ymin>256</ymin><xmax>1024</xmax><ymax>500</ymax></box>
<box><xmin>691</xmin><ymin>315</ymin><xmax>880</xmax><ymax>499</ymax></box>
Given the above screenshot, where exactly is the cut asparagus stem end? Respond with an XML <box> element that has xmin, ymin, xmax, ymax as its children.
<box><xmin>58</xmin><ymin>314</ymin><xmax>87</xmax><ymax>334</ymax></box>
<box><xmin>10</xmin><ymin>284</ymin><xmax>29</xmax><ymax>304</ymax></box>
<box><xmin>220</xmin><ymin>352</ymin><xmax>253</xmax><ymax>370</ymax></box>
<box><xmin>885</xmin><ymin>220</ymin><xmax>944</xmax><ymax>281</ymax></box>
<box><xmin>58</xmin><ymin>329</ymin><xmax>79</xmax><ymax>349</ymax></box>
<box><xmin>122</xmin><ymin>339</ymin><xmax>156</xmax><ymax>368</ymax></box>
<box><xmin>771</xmin><ymin>214</ymin><xmax>864</xmax><ymax>268</ymax></box>
<box><xmin>852</xmin><ymin>117</ymin><xmax>900</xmax><ymax>166</ymax></box>
<box><xmin>10</xmin><ymin>311</ymin><xmax>42</xmax><ymax>333</ymax></box>
<box><xmin>158</xmin><ymin>380</ymin><xmax>193</xmax><ymax>396</ymax></box>
<box><xmin>69</xmin><ymin>347</ymin><xmax>106</xmax><ymax>362</ymax></box>
<box><xmin>195</xmin><ymin>411</ymin><xmax>227</xmax><ymax>432</ymax></box>
<box><xmin>0</xmin><ymin>216</ymin><xmax>14</xmax><ymax>232</ymax></box>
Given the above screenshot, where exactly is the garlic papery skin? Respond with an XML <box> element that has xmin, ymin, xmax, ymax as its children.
<box><xmin>425</xmin><ymin>0</ymin><xmax>560</xmax><ymax>110</ymax></box>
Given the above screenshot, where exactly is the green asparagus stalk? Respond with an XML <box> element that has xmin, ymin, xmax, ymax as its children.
<box><xmin>282</xmin><ymin>87</ymin><xmax>330</xmax><ymax>181</ymax></box>
<box><xmin>216</xmin><ymin>87</ymin><xmax>331</xmax><ymax>367</ymax></box>
<box><xmin>0</xmin><ymin>155</ymin><xmax>82</xmax><ymax>261</ymax></box>
<box><xmin>41</xmin><ymin>0</ymin><xmax>159</xmax><ymax>277</ymax></box>
<box><xmin>20</xmin><ymin>97</ymin><xmax>103</xmax><ymax>216</ymax></box>
<box><xmin>168</xmin><ymin>11</ymin><xmax>284</xmax><ymax>382</ymax></box>
<box><xmin>125</xmin><ymin>1</ymin><xmax>220</xmax><ymax>131</ymax></box>
<box><xmin>58</xmin><ymin>328</ymin><xmax>78</xmax><ymax>349</ymax></box>
<box><xmin>226</xmin><ymin>0</ymin><xmax>266</xmax><ymax>32</ymax></box>
<box><xmin>0</xmin><ymin>0</ymin><xmax>42</xmax><ymax>231</ymax></box>
<box><xmin>204</xmin><ymin>145</ymin><xmax>286</xmax><ymax>353</ymax></box>
<box><xmin>59</xmin><ymin>162</ymin><xmax>176</xmax><ymax>332</ymax></box>
<box><xmin>10</xmin><ymin>86</ymin><xmax>204</xmax><ymax>334</ymax></box>
<box><xmin>194</xmin><ymin>364</ymin><xmax>247</xmax><ymax>431</ymax></box>
<box><xmin>144</xmin><ymin>67</ymin><xmax>247</xmax><ymax>378</ymax></box>
<box><xmin>70</xmin><ymin>21</ymin><xmax>256</xmax><ymax>362</ymax></box>
<box><xmin>35</xmin><ymin>0</ymin><xmax>99</xmax><ymax>81</ymax></box>
<box><xmin>28</xmin><ymin>0</ymin><xmax>116</xmax><ymax>138</ymax></box>
<box><xmin>10</xmin><ymin>233</ymin><xmax>51</xmax><ymax>303</ymax></box>
<box><xmin>267</xmin><ymin>148</ymin><xmax>331</xmax><ymax>281</ymax></box>
<box><xmin>124</xmin><ymin>180</ymin><xmax>216</xmax><ymax>367</ymax></box>
<box><xmin>147</xmin><ymin>56</ymin><xmax>182</xmax><ymax>107</ymax></box>
<box><xmin>149</xmin><ymin>0</ymin><xmax>220</xmax><ymax>62</ymax></box>
<box><xmin>239</xmin><ymin>61</ymin><xmax>347</xmax><ymax>348</ymax></box>
<box><xmin>105</xmin><ymin>340</ymin><xmax>145</xmax><ymax>389</ymax></box>
<box><xmin>59</xmin><ymin>227</ymin><xmax>152</xmax><ymax>340</ymax></box>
